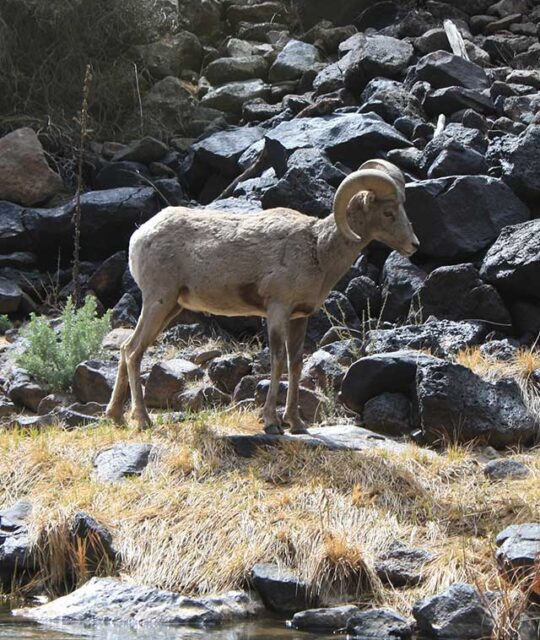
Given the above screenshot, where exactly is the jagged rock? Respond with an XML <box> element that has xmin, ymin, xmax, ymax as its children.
<box><xmin>405</xmin><ymin>176</ymin><xmax>530</xmax><ymax>259</ymax></box>
<box><xmin>15</xmin><ymin>577</ymin><xmax>260</xmax><ymax>624</ymax></box>
<box><xmin>417</xmin><ymin>263</ymin><xmax>511</xmax><ymax>326</ymax></box>
<box><xmin>135</xmin><ymin>31</ymin><xmax>203</xmax><ymax>77</ymax></box>
<box><xmin>346</xmin><ymin>608</ymin><xmax>414</xmax><ymax>640</ymax></box>
<box><xmin>481</xmin><ymin>220</ymin><xmax>540</xmax><ymax>300</ymax></box>
<box><xmin>0</xmin><ymin>500</ymin><xmax>34</xmax><ymax>590</ymax></box>
<box><xmin>37</xmin><ymin>392</ymin><xmax>75</xmax><ymax>415</ymax></box>
<box><xmin>261</xmin><ymin>167</ymin><xmax>335</xmax><ymax>217</ymax></box>
<box><xmin>375</xmin><ymin>541</ymin><xmax>433</xmax><ymax>587</ymax></box>
<box><xmin>290</xmin><ymin>605</ymin><xmax>360</xmax><ymax>630</ymax></box>
<box><xmin>496</xmin><ymin>523</ymin><xmax>540</xmax><ymax>583</ymax></box>
<box><xmin>286</xmin><ymin>148</ymin><xmax>346</xmax><ymax>186</ymax></box>
<box><xmin>111</xmin><ymin>293</ymin><xmax>139</xmax><ymax>329</ymax></box>
<box><xmin>419</xmin><ymin>123</ymin><xmax>488</xmax><ymax>174</ymax></box>
<box><xmin>144</xmin><ymin>359</ymin><xmax>203</xmax><ymax>408</ymax></box>
<box><xmin>265</xmin><ymin>112</ymin><xmax>410</xmax><ymax>173</ymax></box>
<box><xmin>301</xmin><ymin>349</ymin><xmax>345</xmax><ymax>391</ymax></box>
<box><xmin>413</xmin><ymin>583</ymin><xmax>494</xmax><ymax>640</ymax></box>
<box><xmin>112</xmin><ymin>136</ymin><xmax>168</xmax><ymax>164</ymax></box>
<box><xmin>319</xmin><ymin>338</ymin><xmax>363</xmax><ymax>366</ymax></box>
<box><xmin>269</xmin><ymin>40</ymin><xmax>320</xmax><ymax>82</ymax></box>
<box><xmin>8</xmin><ymin>369</ymin><xmax>48</xmax><ymax>412</ymax></box>
<box><xmin>480</xmin><ymin>339</ymin><xmax>519</xmax><ymax>362</ymax></box>
<box><xmin>201</xmin><ymin>79</ymin><xmax>270</xmax><ymax>114</ymax></box>
<box><xmin>306</xmin><ymin>291</ymin><xmax>360</xmax><ymax>346</ymax></box>
<box><xmin>254</xmin><ymin>380</ymin><xmax>324</xmax><ymax>422</ymax></box>
<box><xmin>0</xmin><ymin>128</ymin><xmax>63</xmax><ymax>206</ymax></box>
<box><xmin>93</xmin><ymin>443</ymin><xmax>154</xmax><ymax>483</ymax></box>
<box><xmin>484</xmin><ymin>459</ymin><xmax>531</xmax><ymax>481</ymax></box>
<box><xmin>423</xmin><ymin>86</ymin><xmax>496</xmax><ymax>116</ymax></box>
<box><xmin>412</xmin><ymin>51</ymin><xmax>489</xmax><ymax>91</ymax></box>
<box><xmin>174</xmin><ymin>385</ymin><xmax>230</xmax><ymax>412</ymax></box>
<box><xmin>0</xmin><ymin>202</ymin><xmax>31</xmax><ymax>252</ymax></box>
<box><xmin>345</xmin><ymin>276</ymin><xmax>381</xmax><ymax>320</ymax></box>
<box><xmin>380</xmin><ymin>251</ymin><xmax>426</xmax><ymax>322</ymax></box>
<box><xmin>208</xmin><ymin>355</ymin><xmax>252</xmax><ymax>394</ymax></box>
<box><xmin>205</xmin><ymin>56</ymin><xmax>268</xmax><ymax>85</ymax></box>
<box><xmin>344</xmin><ymin>35</ymin><xmax>414</xmax><ymax>94</ymax></box>
<box><xmin>340</xmin><ymin>350</ymin><xmax>442</xmax><ymax>414</ymax></box>
<box><xmin>227</xmin><ymin>2</ymin><xmax>284</xmax><ymax>25</ymax></box>
<box><xmin>417</xmin><ymin>361</ymin><xmax>539</xmax><ymax>447</ymax></box>
<box><xmin>0</xmin><ymin>277</ymin><xmax>22</xmax><ymax>313</ymax></box>
<box><xmin>251</xmin><ymin>563</ymin><xmax>313</xmax><ymax>613</ymax></box>
<box><xmin>193</xmin><ymin>126</ymin><xmax>265</xmax><ymax>175</ymax></box>
<box><xmin>365</xmin><ymin>320</ymin><xmax>487</xmax><ymax>358</ymax></box>
<box><xmin>363</xmin><ymin>393</ymin><xmax>411</xmax><ymax>437</ymax></box>
<box><xmin>94</xmin><ymin>161</ymin><xmax>150</xmax><ymax>190</ymax></box>
<box><xmin>426</xmin><ymin>141</ymin><xmax>488</xmax><ymax>178</ymax></box>
<box><xmin>88</xmin><ymin>251</ymin><xmax>127</xmax><ymax>307</ymax></box>
<box><xmin>72</xmin><ymin>361</ymin><xmax>116</xmax><ymax>404</ymax></box>
<box><xmin>70</xmin><ymin>512</ymin><xmax>117</xmax><ymax>574</ymax></box>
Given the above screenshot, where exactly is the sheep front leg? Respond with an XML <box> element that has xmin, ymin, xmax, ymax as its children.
<box><xmin>263</xmin><ymin>304</ymin><xmax>290</xmax><ymax>435</ymax></box>
<box><xmin>284</xmin><ymin>317</ymin><xmax>309</xmax><ymax>434</ymax></box>
<box><xmin>106</xmin><ymin>353</ymin><xmax>129</xmax><ymax>424</ymax></box>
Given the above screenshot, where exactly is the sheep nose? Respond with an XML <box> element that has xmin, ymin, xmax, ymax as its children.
<box><xmin>411</xmin><ymin>239</ymin><xmax>420</xmax><ymax>251</ymax></box>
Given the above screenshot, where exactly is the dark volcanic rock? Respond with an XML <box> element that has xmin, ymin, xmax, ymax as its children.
<box><xmin>208</xmin><ymin>355</ymin><xmax>252</xmax><ymax>395</ymax></box>
<box><xmin>344</xmin><ymin>35</ymin><xmax>414</xmax><ymax>94</ymax></box>
<box><xmin>192</xmin><ymin>127</ymin><xmax>264</xmax><ymax>176</ymax></box>
<box><xmin>417</xmin><ymin>263</ymin><xmax>511</xmax><ymax>326</ymax></box>
<box><xmin>0</xmin><ymin>500</ymin><xmax>34</xmax><ymax>590</ymax></box>
<box><xmin>483</xmin><ymin>459</ymin><xmax>531</xmax><ymax>481</ymax></box>
<box><xmin>251</xmin><ymin>563</ymin><xmax>313</xmax><ymax>613</ymax></box>
<box><xmin>413</xmin><ymin>583</ymin><xmax>494</xmax><ymax>640</ymax></box>
<box><xmin>0</xmin><ymin>202</ymin><xmax>31</xmax><ymax>252</ymax></box>
<box><xmin>261</xmin><ymin>167</ymin><xmax>335</xmax><ymax>217</ymax></box>
<box><xmin>423</xmin><ymin>86</ymin><xmax>496</xmax><ymax>116</ymax></box>
<box><xmin>88</xmin><ymin>251</ymin><xmax>127</xmax><ymax>307</ymax></box>
<box><xmin>346</xmin><ymin>608</ymin><xmax>413</xmax><ymax>640</ymax></box>
<box><xmin>340</xmin><ymin>350</ymin><xmax>442</xmax><ymax>414</ymax></box>
<box><xmin>72</xmin><ymin>361</ymin><xmax>116</xmax><ymax>405</ymax></box>
<box><xmin>345</xmin><ymin>276</ymin><xmax>382</xmax><ymax>320</ymax></box>
<box><xmin>15</xmin><ymin>577</ymin><xmax>259</xmax><ymax>624</ymax></box>
<box><xmin>412</xmin><ymin>51</ymin><xmax>489</xmax><ymax>91</ymax></box>
<box><xmin>375</xmin><ymin>541</ymin><xmax>433</xmax><ymax>587</ymax></box>
<box><xmin>8</xmin><ymin>369</ymin><xmax>48</xmax><ymax>412</ymax></box>
<box><xmin>265</xmin><ymin>112</ymin><xmax>410</xmax><ymax>174</ymax></box>
<box><xmin>269</xmin><ymin>40</ymin><xmax>321</xmax><ymax>82</ymax></box>
<box><xmin>496</xmin><ymin>523</ymin><xmax>540</xmax><ymax>583</ymax></box>
<box><xmin>70</xmin><ymin>512</ymin><xmax>117</xmax><ymax>574</ymax></box>
<box><xmin>144</xmin><ymin>359</ymin><xmax>204</xmax><ymax>408</ymax></box>
<box><xmin>290</xmin><ymin>605</ymin><xmax>359</xmax><ymax>631</ymax></box>
<box><xmin>363</xmin><ymin>393</ymin><xmax>411</xmax><ymax>437</ymax></box>
<box><xmin>380</xmin><ymin>251</ymin><xmax>426</xmax><ymax>322</ymax></box>
<box><xmin>93</xmin><ymin>443</ymin><xmax>154</xmax><ymax>483</ymax></box>
<box><xmin>405</xmin><ymin>176</ymin><xmax>530</xmax><ymax>259</ymax></box>
<box><xmin>498</xmin><ymin>126</ymin><xmax>540</xmax><ymax>200</ymax></box>
<box><xmin>0</xmin><ymin>277</ymin><xmax>22</xmax><ymax>313</ymax></box>
<box><xmin>365</xmin><ymin>320</ymin><xmax>487</xmax><ymax>358</ymax></box>
<box><xmin>205</xmin><ymin>56</ymin><xmax>268</xmax><ymax>85</ymax></box>
<box><xmin>480</xmin><ymin>220</ymin><xmax>540</xmax><ymax>300</ymax></box>
<box><xmin>416</xmin><ymin>361</ymin><xmax>539</xmax><ymax>447</ymax></box>
<box><xmin>301</xmin><ymin>349</ymin><xmax>345</xmax><ymax>391</ymax></box>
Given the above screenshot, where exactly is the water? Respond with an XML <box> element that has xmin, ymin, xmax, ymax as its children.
<box><xmin>0</xmin><ymin>603</ymin><xmax>336</xmax><ymax>640</ymax></box>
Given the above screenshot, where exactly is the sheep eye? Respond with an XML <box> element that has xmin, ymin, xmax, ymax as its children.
<box><xmin>383</xmin><ymin>210</ymin><xmax>395</xmax><ymax>219</ymax></box>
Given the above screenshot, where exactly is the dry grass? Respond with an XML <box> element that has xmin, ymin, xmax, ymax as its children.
<box><xmin>1</xmin><ymin>407</ymin><xmax>539</xmax><ymax>621</ymax></box>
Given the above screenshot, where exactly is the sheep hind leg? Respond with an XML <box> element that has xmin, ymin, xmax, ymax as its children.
<box><xmin>124</xmin><ymin>296</ymin><xmax>181</xmax><ymax>430</ymax></box>
<box><xmin>283</xmin><ymin>317</ymin><xmax>309</xmax><ymax>434</ymax></box>
<box><xmin>263</xmin><ymin>304</ymin><xmax>290</xmax><ymax>435</ymax></box>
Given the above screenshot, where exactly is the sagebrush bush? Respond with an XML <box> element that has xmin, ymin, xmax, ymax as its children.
<box><xmin>0</xmin><ymin>315</ymin><xmax>12</xmax><ymax>334</ymax></box>
<box><xmin>17</xmin><ymin>297</ymin><xmax>111</xmax><ymax>391</ymax></box>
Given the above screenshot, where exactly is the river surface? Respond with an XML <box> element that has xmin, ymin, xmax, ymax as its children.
<box><xmin>0</xmin><ymin>603</ymin><xmax>336</xmax><ymax>640</ymax></box>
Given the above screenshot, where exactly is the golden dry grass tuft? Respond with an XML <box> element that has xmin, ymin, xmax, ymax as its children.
<box><xmin>0</xmin><ymin>403</ymin><xmax>539</xmax><ymax>623</ymax></box>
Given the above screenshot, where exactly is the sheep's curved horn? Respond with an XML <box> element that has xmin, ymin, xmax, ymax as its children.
<box><xmin>359</xmin><ymin>159</ymin><xmax>406</xmax><ymax>201</ymax></box>
<box><xmin>333</xmin><ymin>169</ymin><xmax>401</xmax><ymax>243</ymax></box>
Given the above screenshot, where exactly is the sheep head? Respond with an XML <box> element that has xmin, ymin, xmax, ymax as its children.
<box><xmin>333</xmin><ymin>160</ymin><xmax>419</xmax><ymax>257</ymax></box>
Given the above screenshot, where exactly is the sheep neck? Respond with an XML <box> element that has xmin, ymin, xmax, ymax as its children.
<box><xmin>315</xmin><ymin>214</ymin><xmax>368</xmax><ymax>294</ymax></box>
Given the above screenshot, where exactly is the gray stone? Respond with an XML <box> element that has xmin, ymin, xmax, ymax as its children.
<box><xmin>413</xmin><ymin>583</ymin><xmax>494</xmax><ymax>640</ymax></box>
<box><xmin>375</xmin><ymin>541</ymin><xmax>433</xmax><ymax>587</ymax></box>
<box><xmin>290</xmin><ymin>605</ymin><xmax>359</xmax><ymax>630</ymax></box>
<box><xmin>0</xmin><ymin>277</ymin><xmax>22</xmax><ymax>313</ymax></box>
<box><xmin>144</xmin><ymin>359</ymin><xmax>203</xmax><ymax>409</ymax></box>
<box><xmin>380</xmin><ymin>251</ymin><xmax>426</xmax><ymax>322</ymax></box>
<box><xmin>261</xmin><ymin>167</ymin><xmax>335</xmax><ymax>218</ymax></box>
<box><xmin>111</xmin><ymin>293</ymin><xmax>139</xmax><ymax>329</ymax></box>
<box><xmin>423</xmin><ymin>86</ymin><xmax>496</xmax><ymax>116</ymax></box>
<box><xmin>365</xmin><ymin>320</ymin><xmax>487</xmax><ymax>359</ymax></box>
<box><xmin>319</xmin><ymin>338</ymin><xmax>363</xmax><ymax>366</ymax></box>
<box><xmin>112</xmin><ymin>137</ymin><xmax>168</xmax><ymax>164</ymax></box>
<box><xmin>208</xmin><ymin>355</ymin><xmax>252</xmax><ymax>395</ymax></box>
<box><xmin>405</xmin><ymin>176</ymin><xmax>530</xmax><ymax>260</ymax></box>
<box><xmin>412</xmin><ymin>51</ymin><xmax>489</xmax><ymax>91</ymax></box>
<box><xmin>417</xmin><ymin>361</ymin><xmax>539</xmax><ymax>447</ymax></box>
<box><xmin>346</xmin><ymin>608</ymin><xmax>413</xmax><ymax>640</ymax></box>
<box><xmin>269</xmin><ymin>40</ymin><xmax>320</xmax><ymax>82</ymax></box>
<box><xmin>174</xmin><ymin>385</ymin><xmax>230</xmax><ymax>412</ymax></box>
<box><xmin>15</xmin><ymin>577</ymin><xmax>260</xmax><ymax>625</ymax></box>
<box><xmin>496</xmin><ymin>523</ymin><xmax>540</xmax><ymax>583</ymax></box>
<box><xmin>201</xmin><ymin>80</ymin><xmax>270</xmax><ymax>115</ymax></box>
<box><xmin>340</xmin><ymin>350</ymin><xmax>443</xmax><ymax>415</ymax></box>
<box><xmin>344</xmin><ymin>35</ymin><xmax>414</xmax><ymax>94</ymax></box>
<box><xmin>481</xmin><ymin>220</ymin><xmax>540</xmax><ymax>300</ymax></box>
<box><xmin>301</xmin><ymin>349</ymin><xmax>345</xmax><ymax>392</ymax></box>
<box><xmin>135</xmin><ymin>31</ymin><xmax>203</xmax><ymax>77</ymax></box>
<box><xmin>72</xmin><ymin>361</ymin><xmax>116</xmax><ymax>405</ymax></box>
<box><xmin>0</xmin><ymin>202</ymin><xmax>31</xmax><ymax>252</ymax></box>
<box><xmin>93</xmin><ymin>443</ymin><xmax>154</xmax><ymax>483</ymax></box>
<box><xmin>8</xmin><ymin>369</ymin><xmax>48</xmax><ymax>412</ymax></box>
<box><xmin>363</xmin><ymin>393</ymin><xmax>411</xmax><ymax>437</ymax></box>
<box><xmin>0</xmin><ymin>500</ymin><xmax>34</xmax><ymax>589</ymax></box>
<box><xmin>480</xmin><ymin>340</ymin><xmax>518</xmax><ymax>362</ymax></box>
<box><xmin>193</xmin><ymin>126</ymin><xmax>265</xmax><ymax>176</ymax></box>
<box><xmin>254</xmin><ymin>380</ymin><xmax>324</xmax><ymax>423</ymax></box>
<box><xmin>205</xmin><ymin>56</ymin><xmax>268</xmax><ymax>85</ymax></box>
<box><xmin>484</xmin><ymin>459</ymin><xmax>531</xmax><ymax>481</ymax></box>
<box><xmin>251</xmin><ymin>563</ymin><xmax>313</xmax><ymax>614</ymax></box>
<box><xmin>345</xmin><ymin>276</ymin><xmax>381</xmax><ymax>321</ymax></box>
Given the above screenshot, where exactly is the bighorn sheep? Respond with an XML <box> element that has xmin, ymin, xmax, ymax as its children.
<box><xmin>106</xmin><ymin>159</ymin><xmax>419</xmax><ymax>433</ymax></box>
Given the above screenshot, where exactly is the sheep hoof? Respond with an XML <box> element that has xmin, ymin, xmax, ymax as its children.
<box><xmin>129</xmin><ymin>411</ymin><xmax>153</xmax><ymax>431</ymax></box>
<box><xmin>105</xmin><ymin>406</ymin><xmax>126</xmax><ymax>426</ymax></box>
<box><xmin>289</xmin><ymin>427</ymin><xmax>309</xmax><ymax>435</ymax></box>
<box><xmin>264</xmin><ymin>424</ymin><xmax>284</xmax><ymax>435</ymax></box>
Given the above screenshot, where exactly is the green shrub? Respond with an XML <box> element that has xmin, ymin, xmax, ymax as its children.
<box><xmin>0</xmin><ymin>315</ymin><xmax>12</xmax><ymax>334</ymax></box>
<box><xmin>17</xmin><ymin>296</ymin><xmax>111</xmax><ymax>392</ymax></box>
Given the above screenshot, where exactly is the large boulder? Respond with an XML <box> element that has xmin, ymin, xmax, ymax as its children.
<box><xmin>340</xmin><ymin>350</ymin><xmax>442</xmax><ymax>415</ymax></box>
<box><xmin>365</xmin><ymin>320</ymin><xmax>487</xmax><ymax>359</ymax></box>
<box><xmin>265</xmin><ymin>112</ymin><xmax>410</xmax><ymax>174</ymax></box>
<box><xmin>0</xmin><ymin>128</ymin><xmax>63</xmax><ymax>206</ymax></box>
<box><xmin>344</xmin><ymin>35</ymin><xmax>414</xmax><ymax>94</ymax></box>
<box><xmin>498</xmin><ymin>126</ymin><xmax>540</xmax><ymax>200</ymax></box>
<box><xmin>417</xmin><ymin>263</ymin><xmax>511</xmax><ymax>326</ymax></box>
<box><xmin>405</xmin><ymin>176</ymin><xmax>530</xmax><ymax>259</ymax></box>
<box><xmin>205</xmin><ymin>56</ymin><xmax>268</xmax><ymax>85</ymax></box>
<box><xmin>72</xmin><ymin>361</ymin><xmax>116</xmax><ymax>404</ymax></box>
<box><xmin>380</xmin><ymin>251</ymin><xmax>426</xmax><ymax>322</ymax></box>
<box><xmin>261</xmin><ymin>167</ymin><xmax>335</xmax><ymax>217</ymax></box>
<box><xmin>201</xmin><ymin>80</ymin><xmax>270</xmax><ymax>115</ymax></box>
<box><xmin>413</xmin><ymin>583</ymin><xmax>494</xmax><ymax>640</ymax></box>
<box><xmin>192</xmin><ymin>126</ymin><xmax>265</xmax><ymax>175</ymax></box>
<box><xmin>250</xmin><ymin>563</ymin><xmax>313</xmax><ymax>613</ymax></box>
<box><xmin>15</xmin><ymin>577</ymin><xmax>259</xmax><ymax>625</ymax></box>
<box><xmin>363</xmin><ymin>393</ymin><xmax>412</xmax><ymax>437</ymax></box>
<box><xmin>416</xmin><ymin>361</ymin><xmax>539</xmax><ymax>447</ymax></box>
<box><xmin>135</xmin><ymin>31</ymin><xmax>203</xmax><ymax>77</ymax></box>
<box><xmin>269</xmin><ymin>40</ymin><xmax>321</xmax><ymax>82</ymax></box>
<box><xmin>480</xmin><ymin>220</ymin><xmax>540</xmax><ymax>300</ymax></box>
<box><xmin>144</xmin><ymin>359</ymin><xmax>203</xmax><ymax>408</ymax></box>
<box><xmin>411</xmin><ymin>51</ymin><xmax>489</xmax><ymax>91</ymax></box>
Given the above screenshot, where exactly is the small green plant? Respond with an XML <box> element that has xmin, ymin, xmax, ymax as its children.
<box><xmin>17</xmin><ymin>296</ymin><xmax>111</xmax><ymax>391</ymax></box>
<box><xmin>0</xmin><ymin>314</ymin><xmax>12</xmax><ymax>334</ymax></box>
